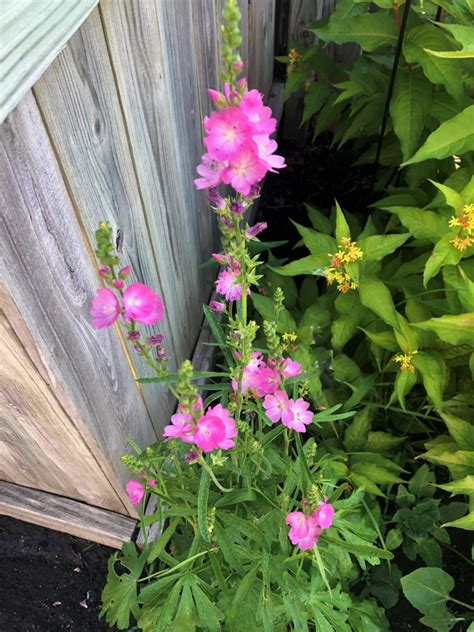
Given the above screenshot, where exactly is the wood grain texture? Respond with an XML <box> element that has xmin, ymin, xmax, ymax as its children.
<box><xmin>0</xmin><ymin>481</ymin><xmax>136</xmax><ymax>548</ymax></box>
<box><xmin>0</xmin><ymin>311</ymin><xmax>125</xmax><ymax>512</ymax></box>
<box><xmin>99</xmin><ymin>0</ymin><xmax>216</xmax><ymax>365</ymax></box>
<box><xmin>0</xmin><ymin>91</ymin><xmax>156</xmax><ymax>510</ymax></box>
<box><xmin>0</xmin><ymin>0</ymin><xmax>97</xmax><ymax>122</ymax></box>
<box><xmin>248</xmin><ymin>0</ymin><xmax>275</xmax><ymax>96</ymax></box>
<box><xmin>32</xmin><ymin>7</ymin><xmax>176</xmax><ymax>431</ymax></box>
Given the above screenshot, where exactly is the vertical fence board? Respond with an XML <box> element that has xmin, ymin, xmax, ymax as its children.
<box><xmin>32</xmin><ymin>8</ymin><xmax>177</xmax><ymax>430</ymax></box>
<box><xmin>0</xmin><ymin>91</ymin><xmax>156</xmax><ymax>508</ymax></box>
<box><xmin>0</xmin><ymin>311</ymin><xmax>125</xmax><ymax>513</ymax></box>
<box><xmin>248</xmin><ymin>0</ymin><xmax>275</xmax><ymax>95</ymax></box>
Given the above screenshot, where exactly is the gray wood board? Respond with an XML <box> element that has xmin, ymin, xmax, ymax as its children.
<box><xmin>0</xmin><ymin>480</ymin><xmax>136</xmax><ymax>548</ymax></box>
<box><xmin>0</xmin><ymin>91</ymin><xmax>157</xmax><ymax>510</ymax></box>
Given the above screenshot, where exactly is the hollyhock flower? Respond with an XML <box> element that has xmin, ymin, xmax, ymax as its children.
<box><xmin>126</xmin><ymin>480</ymin><xmax>145</xmax><ymax>505</ymax></box>
<box><xmin>246</xmin><ymin>222</ymin><xmax>267</xmax><ymax>238</ymax></box>
<box><xmin>204</xmin><ymin>107</ymin><xmax>252</xmax><ymax>161</ymax></box>
<box><xmin>263</xmin><ymin>390</ymin><xmax>290</xmax><ymax>423</ymax></box>
<box><xmin>163</xmin><ymin>413</ymin><xmax>194</xmax><ymax>443</ymax></box>
<box><xmin>231</xmin><ymin>352</ymin><xmax>266</xmax><ymax>392</ymax></box>
<box><xmin>240</xmin><ymin>89</ymin><xmax>276</xmax><ymax>135</ymax></box>
<box><xmin>148</xmin><ymin>334</ymin><xmax>164</xmax><ymax>346</ymax></box>
<box><xmin>195</xmin><ymin>154</ymin><xmax>227</xmax><ymax>190</ymax></box>
<box><xmin>230</xmin><ymin>201</ymin><xmax>245</xmax><ymax>215</ymax></box>
<box><xmin>255</xmin><ymin>366</ymin><xmax>281</xmax><ymax>397</ymax></box>
<box><xmin>286</xmin><ymin>512</ymin><xmax>321</xmax><ymax>551</ymax></box>
<box><xmin>281</xmin><ymin>358</ymin><xmax>302</xmax><ymax>378</ymax></box>
<box><xmin>253</xmin><ymin>134</ymin><xmax>286</xmax><ymax>172</ymax></box>
<box><xmin>123</xmin><ymin>282</ymin><xmax>165</xmax><ymax>325</ymax></box>
<box><xmin>210</xmin><ymin>300</ymin><xmax>225</xmax><ymax>313</ymax></box>
<box><xmin>221</xmin><ymin>147</ymin><xmax>267</xmax><ymax>196</ymax></box>
<box><xmin>207</xmin><ymin>189</ymin><xmax>226</xmax><ymax>209</ymax></box>
<box><xmin>281</xmin><ymin>398</ymin><xmax>313</xmax><ymax>432</ymax></box>
<box><xmin>90</xmin><ymin>288</ymin><xmax>120</xmax><ymax>329</ymax></box>
<box><xmin>215</xmin><ymin>265</ymin><xmax>242</xmax><ymax>301</ymax></box>
<box><xmin>314</xmin><ymin>502</ymin><xmax>335</xmax><ymax>529</ymax></box>
<box><xmin>194</xmin><ymin>404</ymin><xmax>237</xmax><ymax>452</ymax></box>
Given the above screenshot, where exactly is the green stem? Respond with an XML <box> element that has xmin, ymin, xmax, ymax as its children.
<box><xmin>138</xmin><ymin>549</ymin><xmax>213</xmax><ymax>582</ymax></box>
<box><xmin>449</xmin><ymin>597</ymin><xmax>474</xmax><ymax>612</ymax></box>
<box><xmin>199</xmin><ymin>457</ymin><xmax>232</xmax><ymax>493</ymax></box>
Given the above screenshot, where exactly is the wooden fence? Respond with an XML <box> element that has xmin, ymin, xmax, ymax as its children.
<box><xmin>0</xmin><ymin>0</ymin><xmax>276</xmax><ymax>546</ymax></box>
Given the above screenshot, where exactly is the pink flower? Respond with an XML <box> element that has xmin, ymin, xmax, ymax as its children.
<box><xmin>195</xmin><ymin>154</ymin><xmax>227</xmax><ymax>190</ymax></box>
<box><xmin>240</xmin><ymin>90</ymin><xmax>276</xmax><ymax>135</ymax></box>
<box><xmin>221</xmin><ymin>147</ymin><xmax>267</xmax><ymax>196</ymax></box>
<box><xmin>126</xmin><ymin>480</ymin><xmax>145</xmax><ymax>505</ymax></box>
<box><xmin>194</xmin><ymin>404</ymin><xmax>237</xmax><ymax>452</ymax></box>
<box><xmin>314</xmin><ymin>502</ymin><xmax>335</xmax><ymax>529</ymax></box>
<box><xmin>90</xmin><ymin>288</ymin><xmax>120</xmax><ymax>329</ymax></box>
<box><xmin>286</xmin><ymin>512</ymin><xmax>321</xmax><ymax>551</ymax></box>
<box><xmin>281</xmin><ymin>398</ymin><xmax>313</xmax><ymax>432</ymax></box>
<box><xmin>253</xmin><ymin>134</ymin><xmax>286</xmax><ymax>172</ymax></box>
<box><xmin>210</xmin><ymin>300</ymin><xmax>225</xmax><ymax>313</ymax></box>
<box><xmin>207</xmin><ymin>189</ymin><xmax>226</xmax><ymax>209</ymax></box>
<box><xmin>231</xmin><ymin>352</ymin><xmax>266</xmax><ymax>393</ymax></box>
<box><xmin>255</xmin><ymin>367</ymin><xmax>281</xmax><ymax>397</ymax></box>
<box><xmin>123</xmin><ymin>282</ymin><xmax>165</xmax><ymax>325</ymax></box>
<box><xmin>148</xmin><ymin>479</ymin><xmax>156</xmax><ymax>488</ymax></box>
<box><xmin>281</xmin><ymin>358</ymin><xmax>302</xmax><ymax>378</ymax></box>
<box><xmin>246</xmin><ymin>222</ymin><xmax>267</xmax><ymax>238</ymax></box>
<box><xmin>204</xmin><ymin>107</ymin><xmax>252</xmax><ymax>161</ymax></box>
<box><xmin>263</xmin><ymin>390</ymin><xmax>290</xmax><ymax>423</ymax></box>
<box><xmin>114</xmin><ymin>279</ymin><xmax>124</xmax><ymax>290</ymax></box>
<box><xmin>163</xmin><ymin>413</ymin><xmax>195</xmax><ymax>442</ymax></box>
<box><xmin>215</xmin><ymin>265</ymin><xmax>242</xmax><ymax>301</ymax></box>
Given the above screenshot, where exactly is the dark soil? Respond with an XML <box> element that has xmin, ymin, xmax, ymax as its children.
<box><xmin>0</xmin><ymin>516</ymin><xmax>117</xmax><ymax>632</ymax></box>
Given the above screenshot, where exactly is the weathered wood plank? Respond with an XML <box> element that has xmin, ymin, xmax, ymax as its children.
<box><xmin>100</xmin><ymin>0</ymin><xmax>216</xmax><ymax>367</ymax></box>
<box><xmin>0</xmin><ymin>310</ymin><xmax>125</xmax><ymax>513</ymax></box>
<box><xmin>248</xmin><ymin>0</ymin><xmax>275</xmax><ymax>96</ymax></box>
<box><xmin>0</xmin><ymin>0</ymin><xmax>98</xmax><ymax>122</ymax></box>
<box><xmin>0</xmin><ymin>481</ymin><xmax>136</xmax><ymax>548</ymax></box>
<box><xmin>32</xmin><ymin>7</ymin><xmax>176</xmax><ymax>431</ymax></box>
<box><xmin>0</xmin><ymin>90</ymin><xmax>156</xmax><ymax>511</ymax></box>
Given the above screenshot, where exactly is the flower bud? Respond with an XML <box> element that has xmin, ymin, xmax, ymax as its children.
<box><xmin>98</xmin><ymin>265</ymin><xmax>110</xmax><ymax>277</ymax></box>
<box><xmin>114</xmin><ymin>279</ymin><xmax>124</xmax><ymax>290</ymax></box>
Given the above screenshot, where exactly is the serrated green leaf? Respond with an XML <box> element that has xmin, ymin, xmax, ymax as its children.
<box><xmin>270</xmin><ymin>254</ymin><xmax>329</xmax><ymax>276</ymax></box>
<box><xmin>414</xmin><ymin>313</ymin><xmax>474</xmax><ymax>346</ymax></box>
<box><xmin>437</xmin><ymin>475</ymin><xmax>474</xmax><ymax>496</ymax></box>
<box><xmin>401</xmin><ymin>568</ymin><xmax>454</xmax><ymax>617</ymax></box>
<box><xmin>442</xmin><ymin>511</ymin><xmax>474</xmax><ymax>530</ymax></box>
<box><xmin>423</xmin><ymin>235</ymin><xmax>466</xmax><ymax>286</ymax></box>
<box><xmin>440</xmin><ymin>411</ymin><xmax>474</xmax><ymax>450</ymax></box>
<box><xmin>390</xmin><ymin>68</ymin><xmax>432</xmax><ymax>161</ymax></box>
<box><xmin>383</xmin><ymin>205</ymin><xmax>447</xmax><ymax>242</ymax></box>
<box><xmin>292</xmin><ymin>220</ymin><xmax>336</xmax><ymax>254</ymax></box>
<box><xmin>358</xmin><ymin>276</ymin><xmax>399</xmax><ymax>329</ymax></box>
<box><xmin>358</xmin><ymin>233</ymin><xmax>409</xmax><ymax>261</ymax></box>
<box><xmin>251</xmin><ymin>293</ymin><xmax>296</xmax><ymax>332</ymax></box>
<box><xmin>343</xmin><ymin>406</ymin><xmax>372</xmax><ymax>451</ymax></box>
<box><xmin>403</xmin><ymin>24</ymin><xmax>466</xmax><ymax>102</ymax></box>
<box><xmin>302</xmin><ymin>82</ymin><xmax>331</xmax><ymax>124</ymax></box>
<box><xmin>403</xmin><ymin>105</ymin><xmax>474</xmax><ymax>165</ymax></box>
<box><xmin>412</xmin><ymin>351</ymin><xmax>445</xmax><ymax>408</ymax></box>
<box><xmin>312</xmin><ymin>13</ymin><xmax>398</xmax><ymax>52</ymax></box>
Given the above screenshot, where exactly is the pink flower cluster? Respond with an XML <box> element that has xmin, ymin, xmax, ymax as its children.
<box><xmin>126</xmin><ymin>478</ymin><xmax>156</xmax><ymax>505</ymax></box>
<box><xmin>90</xmin><ymin>282</ymin><xmax>164</xmax><ymax>329</ymax></box>
<box><xmin>163</xmin><ymin>397</ymin><xmax>237</xmax><ymax>453</ymax></box>
<box><xmin>286</xmin><ymin>502</ymin><xmax>335</xmax><ymax>551</ymax></box>
<box><xmin>195</xmin><ymin>85</ymin><xmax>286</xmax><ymax>196</ymax></box>
<box><xmin>231</xmin><ymin>353</ymin><xmax>313</xmax><ymax>432</ymax></box>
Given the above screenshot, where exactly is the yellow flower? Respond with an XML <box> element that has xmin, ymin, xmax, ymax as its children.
<box><xmin>393</xmin><ymin>352</ymin><xmax>416</xmax><ymax>373</ymax></box>
<box><xmin>449</xmin><ymin>204</ymin><xmax>474</xmax><ymax>251</ymax></box>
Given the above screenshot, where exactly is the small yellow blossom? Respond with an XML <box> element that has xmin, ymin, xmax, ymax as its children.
<box><xmin>449</xmin><ymin>204</ymin><xmax>474</xmax><ymax>252</ymax></box>
<box><xmin>288</xmin><ymin>48</ymin><xmax>300</xmax><ymax>64</ymax></box>
<box><xmin>324</xmin><ymin>238</ymin><xmax>362</xmax><ymax>292</ymax></box>
<box><xmin>393</xmin><ymin>352</ymin><xmax>417</xmax><ymax>373</ymax></box>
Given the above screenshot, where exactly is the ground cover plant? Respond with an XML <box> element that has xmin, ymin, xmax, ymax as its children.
<box><xmin>88</xmin><ymin>1</ymin><xmax>474</xmax><ymax>630</ymax></box>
